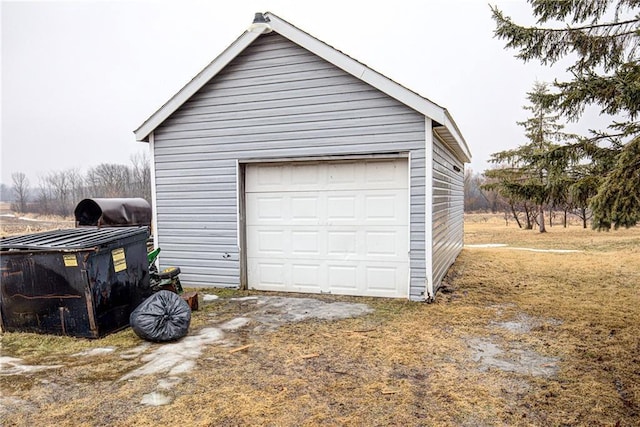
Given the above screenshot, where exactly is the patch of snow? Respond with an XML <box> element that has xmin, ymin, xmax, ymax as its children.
<box><xmin>465</xmin><ymin>243</ymin><xmax>580</xmax><ymax>253</ymax></box>
<box><xmin>248</xmin><ymin>296</ymin><xmax>373</xmax><ymax>331</ymax></box>
<box><xmin>72</xmin><ymin>347</ymin><xmax>116</xmax><ymax>357</ymax></box>
<box><xmin>120</xmin><ymin>296</ymin><xmax>372</xmax><ymax>381</ymax></box>
<box><xmin>230</xmin><ymin>296</ymin><xmax>259</xmax><ymax>301</ymax></box>
<box><xmin>220</xmin><ymin>317</ymin><xmax>250</xmax><ymax>330</ymax></box>
<box><xmin>169</xmin><ymin>360</ymin><xmax>196</xmax><ymax>376</ymax></box>
<box><xmin>120</xmin><ymin>327</ymin><xmax>225</xmax><ymax>380</ymax></box>
<box><xmin>202</xmin><ymin>294</ymin><xmax>219</xmax><ymax>302</ymax></box>
<box><xmin>157</xmin><ymin>377</ymin><xmax>183</xmax><ymax>390</ymax></box>
<box><xmin>510</xmin><ymin>247</ymin><xmax>580</xmax><ymax>253</ymax></box>
<box><xmin>140</xmin><ymin>392</ymin><xmax>172</xmax><ymax>406</ymax></box>
<box><xmin>0</xmin><ymin>213</ymin><xmax>71</xmax><ymax>223</ymax></box>
<box><xmin>465</xmin><ymin>244</ymin><xmax>508</xmax><ymax>248</ymax></box>
<box><xmin>120</xmin><ymin>342</ymin><xmax>151</xmax><ymax>360</ymax></box>
<box><xmin>0</xmin><ymin>357</ymin><xmax>63</xmax><ymax>376</ymax></box>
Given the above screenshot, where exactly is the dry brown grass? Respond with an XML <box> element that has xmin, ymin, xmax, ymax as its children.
<box><xmin>0</xmin><ymin>210</ymin><xmax>74</xmax><ymax>237</ymax></box>
<box><xmin>1</xmin><ymin>214</ymin><xmax>639</xmax><ymax>426</ymax></box>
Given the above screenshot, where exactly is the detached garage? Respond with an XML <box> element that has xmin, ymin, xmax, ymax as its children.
<box><xmin>135</xmin><ymin>12</ymin><xmax>471</xmax><ymax>301</ymax></box>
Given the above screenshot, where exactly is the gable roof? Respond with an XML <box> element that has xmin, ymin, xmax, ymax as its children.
<box><xmin>134</xmin><ymin>12</ymin><xmax>471</xmax><ymax>162</ymax></box>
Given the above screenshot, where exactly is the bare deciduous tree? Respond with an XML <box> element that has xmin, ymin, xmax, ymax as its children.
<box><xmin>130</xmin><ymin>151</ymin><xmax>151</xmax><ymax>202</ymax></box>
<box><xmin>464</xmin><ymin>169</ymin><xmax>507</xmax><ymax>213</ymax></box>
<box><xmin>42</xmin><ymin>169</ymin><xmax>77</xmax><ymax>216</ymax></box>
<box><xmin>11</xmin><ymin>172</ymin><xmax>30</xmax><ymax>213</ymax></box>
<box><xmin>86</xmin><ymin>163</ymin><xmax>131</xmax><ymax>198</ymax></box>
<box><xmin>9</xmin><ymin>152</ymin><xmax>151</xmax><ymax>216</ymax></box>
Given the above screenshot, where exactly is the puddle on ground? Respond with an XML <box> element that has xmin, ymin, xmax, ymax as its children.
<box><xmin>492</xmin><ymin>312</ymin><xmax>539</xmax><ymax>333</ymax></box>
<box><xmin>468</xmin><ymin>337</ymin><xmax>559</xmax><ymax>378</ymax></box>
<box><xmin>472</xmin><ymin>312</ymin><xmax>561</xmax><ymax>378</ymax></box>
<box><xmin>492</xmin><ymin>314</ymin><xmax>563</xmax><ymax>334</ymax></box>
<box><xmin>0</xmin><ymin>396</ymin><xmax>34</xmax><ymax>419</ymax></box>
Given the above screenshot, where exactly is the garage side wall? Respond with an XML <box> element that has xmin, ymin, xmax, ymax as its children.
<box><xmin>431</xmin><ymin>134</ymin><xmax>465</xmax><ymax>293</ymax></box>
<box><xmin>152</xmin><ymin>32</ymin><xmax>428</xmax><ymax>298</ymax></box>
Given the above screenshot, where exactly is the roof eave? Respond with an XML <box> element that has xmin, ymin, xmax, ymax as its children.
<box><xmin>433</xmin><ymin>117</ymin><xmax>471</xmax><ymax>164</ymax></box>
<box><xmin>441</xmin><ymin>110</ymin><xmax>472</xmax><ymax>163</ymax></box>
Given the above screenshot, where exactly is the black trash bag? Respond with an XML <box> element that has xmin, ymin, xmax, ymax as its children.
<box><xmin>130</xmin><ymin>290</ymin><xmax>191</xmax><ymax>342</ymax></box>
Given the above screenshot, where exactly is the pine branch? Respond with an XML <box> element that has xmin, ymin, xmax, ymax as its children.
<box><xmin>530</xmin><ymin>0</ymin><xmax>638</xmax><ymax>24</ymax></box>
<box><xmin>538</xmin><ymin>18</ymin><xmax>639</xmax><ymax>33</ymax></box>
<box><xmin>491</xmin><ymin>5</ymin><xmax>639</xmax><ymax>71</ymax></box>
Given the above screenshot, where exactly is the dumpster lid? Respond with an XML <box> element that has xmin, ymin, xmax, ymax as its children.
<box><xmin>0</xmin><ymin>227</ymin><xmax>149</xmax><ymax>251</ymax></box>
<box><xmin>74</xmin><ymin>198</ymin><xmax>151</xmax><ymax>227</ymax></box>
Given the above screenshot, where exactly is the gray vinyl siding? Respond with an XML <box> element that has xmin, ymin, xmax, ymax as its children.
<box><xmin>153</xmin><ymin>32</ymin><xmax>426</xmax><ymax>295</ymax></box>
<box><xmin>431</xmin><ymin>134</ymin><xmax>465</xmax><ymax>292</ymax></box>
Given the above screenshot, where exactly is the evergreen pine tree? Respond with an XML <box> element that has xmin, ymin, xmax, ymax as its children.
<box><xmin>491</xmin><ymin>0</ymin><xmax>640</xmax><ymax>229</ymax></box>
<box><xmin>485</xmin><ymin>82</ymin><xmax>571</xmax><ymax>232</ymax></box>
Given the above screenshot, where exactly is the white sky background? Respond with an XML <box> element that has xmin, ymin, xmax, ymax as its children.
<box><xmin>1</xmin><ymin>0</ymin><xmax>612</xmax><ymax>185</ymax></box>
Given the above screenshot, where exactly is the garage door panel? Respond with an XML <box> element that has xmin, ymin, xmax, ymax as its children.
<box><xmin>254</xmin><ymin>262</ymin><xmax>287</xmax><ymax>288</ymax></box>
<box><xmin>291</xmin><ymin>196</ymin><xmax>319</xmax><ymax>220</ymax></box>
<box><xmin>291</xmin><ymin>163</ymin><xmax>320</xmax><ymax>185</ymax></box>
<box><xmin>255</xmin><ymin>164</ymin><xmax>284</xmax><ymax>186</ymax></box>
<box><xmin>365</xmin><ymin>231</ymin><xmax>399</xmax><ymax>256</ymax></box>
<box><xmin>364</xmin><ymin>193</ymin><xmax>405</xmax><ymax>222</ymax></box>
<box><xmin>365</xmin><ymin>264</ymin><xmax>408</xmax><ymax>295</ymax></box>
<box><xmin>254</xmin><ymin>196</ymin><xmax>284</xmax><ymax>221</ymax></box>
<box><xmin>247</xmin><ymin>160</ymin><xmax>407</xmax><ymax>193</ymax></box>
<box><xmin>248</xmin><ymin>192</ymin><xmax>407</xmax><ymax>226</ymax></box>
<box><xmin>247</xmin><ymin>159</ymin><xmax>408</xmax><ymax>298</ymax></box>
<box><xmin>365</xmin><ymin>160</ymin><xmax>404</xmax><ymax>183</ymax></box>
<box><xmin>327</xmin><ymin>264</ymin><xmax>358</xmax><ymax>292</ymax></box>
<box><xmin>291</xmin><ymin>231</ymin><xmax>321</xmax><ymax>255</ymax></box>
<box><xmin>256</xmin><ymin>230</ymin><xmax>285</xmax><ymax>254</ymax></box>
<box><xmin>327</xmin><ymin>162</ymin><xmax>357</xmax><ymax>186</ymax></box>
<box><xmin>327</xmin><ymin>195</ymin><xmax>357</xmax><ymax>220</ymax></box>
<box><xmin>249</xmin><ymin>227</ymin><xmax>406</xmax><ymax>261</ymax></box>
<box><xmin>291</xmin><ymin>264</ymin><xmax>322</xmax><ymax>290</ymax></box>
<box><xmin>327</xmin><ymin>231</ymin><xmax>357</xmax><ymax>256</ymax></box>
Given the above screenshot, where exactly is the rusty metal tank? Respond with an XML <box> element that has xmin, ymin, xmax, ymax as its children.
<box><xmin>74</xmin><ymin>198</ymin><xmax>151</xmax><ymax>227</ymax></box>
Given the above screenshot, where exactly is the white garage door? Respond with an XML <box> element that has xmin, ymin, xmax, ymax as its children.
<box><xmin>245</xmin><ymin>159</ymin><xmax>409</xmax><ymax>298</ymax></box>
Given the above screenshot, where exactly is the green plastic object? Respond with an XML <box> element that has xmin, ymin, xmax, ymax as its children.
<box><xmin>147</xmin><ymin>247</ymin><xmax>161</xmax><ymax>264</ymax></box>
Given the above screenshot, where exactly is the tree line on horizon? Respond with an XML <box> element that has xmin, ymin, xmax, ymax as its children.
<box><xmin>5</xmin><ymin>152</ymin><xmax>151</xmax><ymax>217</ymax></box>
<box><xmin>464</xmin><ymin>165</ymin><xmax>594</xmax><ymax>230</ymax></box>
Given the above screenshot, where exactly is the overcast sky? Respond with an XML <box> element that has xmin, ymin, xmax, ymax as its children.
<box><xmin>1</xmin><ymin>0</ymin><xmax>609</xmax><ymax>186</ymax></box>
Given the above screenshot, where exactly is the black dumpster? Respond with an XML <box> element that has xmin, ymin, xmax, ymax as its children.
<box><xmin>74</xmin><ymin>198</ymin><xmax>151</xmax><ymax>227</ymax></box>
<box><xmin>0</xmin><ymin>227</ymin><xmax>152</xmax><ymax>338</ymax></box>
